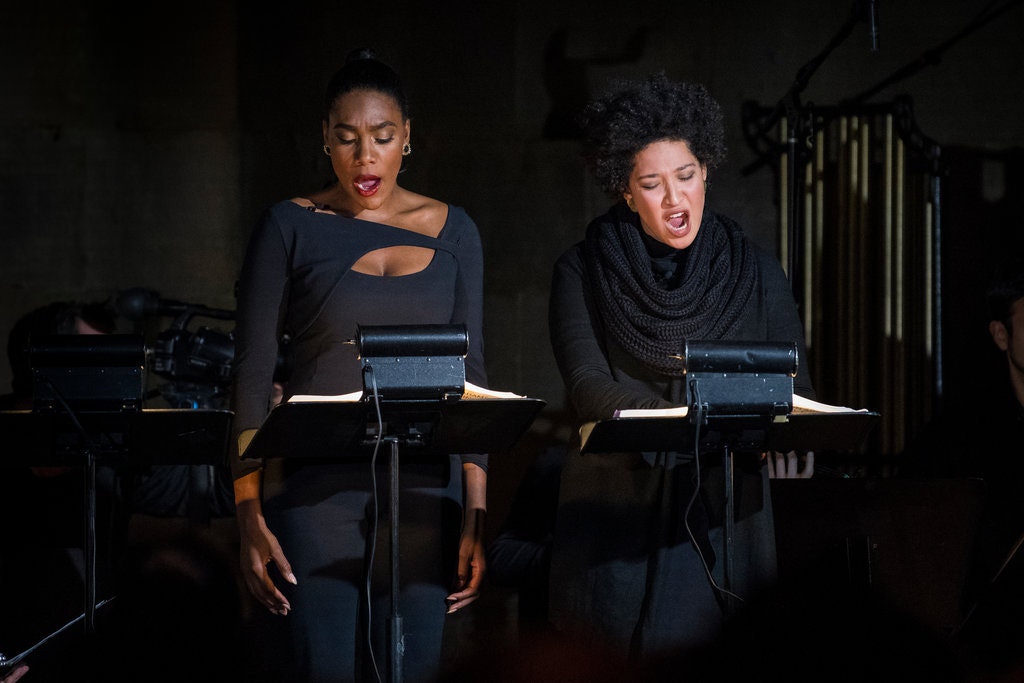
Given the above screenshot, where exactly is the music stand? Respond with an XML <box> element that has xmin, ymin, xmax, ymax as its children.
<box><xmin>0</xmin><ymin>407</ymin><xmax>232</xmax><ymax>637</ymax></box>
<box><xmin>244</xmin><ymin>395</ymin><xmax>544</xmax><ymax>681</ymax></box>
<box><xmin>243</xmin><ymin>324</ymin><xmax>545</xmax><ymax>683</ymax></box>
<box><xmin>582</xmin><ymin>407</ymin><xmax>878</xmax><ymax>596</ymax></box>
<box><xmin>580</xmin><ymin>341</ymin><xmax>879</xmax><ymax>614</ymax></box>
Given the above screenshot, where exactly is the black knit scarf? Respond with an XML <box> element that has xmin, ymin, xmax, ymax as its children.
<box><xmin>582</xmin><ymin>202</ymin><xmax>759</xmax><ymax>375</ymax></box>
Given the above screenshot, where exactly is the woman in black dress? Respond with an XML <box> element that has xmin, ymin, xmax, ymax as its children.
<box><xmin>231</xmin><ymin>49</ymin><xmax>488</xmax><ymax>682</ymax></box>
<box><xmin>547</xmin><ymin>72</ymin><xmax>815</xmax><ymax>665</ymax></box>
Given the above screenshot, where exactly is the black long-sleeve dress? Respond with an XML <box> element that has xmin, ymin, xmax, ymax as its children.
<box><xmin>547</xmin><ymin>202</ymin><xmax>814</xmax><ymax>663</ymax></box>
<box><xmin>231</xmin><ymin>199</ymin><xmax>487</xmax><ymax>682</ymax></box>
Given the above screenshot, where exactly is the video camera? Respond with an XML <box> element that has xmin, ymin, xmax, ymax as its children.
<box><xmin>116</xmin><ymin>288</ymin><xmax>236</xmax><ymax>407</ymax></box>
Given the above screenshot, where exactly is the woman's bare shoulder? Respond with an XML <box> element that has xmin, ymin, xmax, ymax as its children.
<box><xmin>396</xmin><ymin>189</ymin><xmax>449</xmax><ymax>236</ymax></box>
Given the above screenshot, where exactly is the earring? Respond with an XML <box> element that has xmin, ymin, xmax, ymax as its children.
<box><xmin>323</xmin><ymin>144</ymin><xmax>330</xmax><ymax>157</ymax></box>
<box><xmin>626</xmin><ymin>197</ymin><xmax>637</xmax><ymax>212</ymax></box>
<box><xmin>402</xmin><ymin>142</ymin><xmax>412</xmax><ymax>156</ymax></box>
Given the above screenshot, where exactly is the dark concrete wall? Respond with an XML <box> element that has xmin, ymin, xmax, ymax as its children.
<box><xmin>3</xmin><ymin>1</ymin><xmax>1022</xmax><ymax>513</ymax></box>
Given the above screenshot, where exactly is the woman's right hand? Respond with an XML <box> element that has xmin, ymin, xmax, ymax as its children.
<box><xmin>765</xmin><ymin>450</ymin><xmax>815</xmax><ymax>479</ymax></box>
<box><xmin>235</xmin><ymin>497</ymin><xmax>297</xmax><ymax>616</ymax></box>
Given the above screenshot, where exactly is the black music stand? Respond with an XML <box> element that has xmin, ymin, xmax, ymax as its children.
<box><xmin>244</xmin><ymin>393</ymin><xmax>544</xmax><ymax>682</ymax></box>
<box><xmin>246</xmin><ymin>323</ymin><xmax>543</xmax><ymax>681</ymax></box>
<box><xmin>0</xmin><ymin>407</ymin><xmax>232</xmax><ymax>638</ymax></box>
<box><xmin>580</xmin><ymin>340</ymin><xmax>879</xmax><ymax>615</ymax></box>
<box><xmin>581</xmin><ymin>406</ymin><xmax>879</xmax><ymax>612</ymax></box>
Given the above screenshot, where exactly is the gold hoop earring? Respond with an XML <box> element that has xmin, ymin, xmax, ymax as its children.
<box><xmin>323</xmin><ymin>144</ymin><xmax>330</xmax><ymax>157</ymax></box>
<box><xmin>626</xmin><ymin>197</ymin><xmax>637</xmax><ymax>212</ymax></box>
<box><xmin>402</xmin><ymin>142</ymin><xmax>412</xmax><ymax>156</ymax></box>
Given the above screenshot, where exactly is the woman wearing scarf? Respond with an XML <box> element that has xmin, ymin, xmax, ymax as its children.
<box><xmin>546</xmin><ymin>73</ymin><xmax>816</xmax><ymax>667</ymax></box>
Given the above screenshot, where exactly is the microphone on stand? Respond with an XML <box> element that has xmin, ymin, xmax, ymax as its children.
<box><xmin>116</xmin><ymin>287</ymin><xmax>190</xmax><ymax>321</ymax></box>
<box><xmin>115</xmin><ymin>288</ymin><xmax>235</xmax><ymax>321</ymax></box>
<box><xmin>868</xmin><ymin>0</ymin><xmax>880</xmax><ymax>51</ymax></box>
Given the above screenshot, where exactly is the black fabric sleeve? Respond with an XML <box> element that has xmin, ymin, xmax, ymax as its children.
<box><xmin>449</xmin><ymin>207</ymin><xmax>488</xmax><ymax>389</ymax></box>
<box><xmin>548</xmin><ymin>245</ymin><xmax>678</xmax><ymax>421</ymax></box>
<box><xmin>448</xmin><ymin>208</ymin><xmax>489</xmax><ymax>471</ymax></box>
<box><xmin>230</xmin><ymin>209</ymin><xmax>290</xmax><ymax>480</ymax></box>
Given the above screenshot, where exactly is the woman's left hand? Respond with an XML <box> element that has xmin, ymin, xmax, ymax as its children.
<box><xmin>446</xmin><ymin>507</ymin><xmax>486</xmax><ymax>613</ymax></box>
<box><xmin>447</xmin><ymin>463</ymin><xmax>487</xmax><ymax>613</ymax></box>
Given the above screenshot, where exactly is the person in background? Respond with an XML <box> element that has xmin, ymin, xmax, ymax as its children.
<box><xmin>230</xmin><ymin>48</ymin><xmax>489</xmax><ymax>682</ymax></box>
<box><xmin>2</xmin><ymin>300</ymin><xmax>117</xmax><ymax>411</ymax></box>
<box><xmin>902</xmin><ymin>255</ymin><xmax>1024</xmax><ymax>679</ymax></box>
<box><xmin>545</xmin><ymin>72</ymin><xmax>816</xmax><ymax>667</ymax></box>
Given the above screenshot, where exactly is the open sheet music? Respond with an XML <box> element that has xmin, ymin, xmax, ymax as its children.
<box><xmin>288</xmin><ymin>381</ymin><xmax>526</xmax><ymax>402</ymax></box>
<box><xmin>580</xmin><ymin>394</ymin><xmax>879</xmax><ymax>455</ymax></box>
<box><xmin>611</xmin><ymin>393</ymin><xmax>871</xmax><ymax>419</ymax></box>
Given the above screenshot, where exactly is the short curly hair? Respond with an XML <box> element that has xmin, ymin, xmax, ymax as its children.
<box><xmin>578</xmin><ymin>72</ymin><xmax>727</xmax><ymax>196</ymax></box>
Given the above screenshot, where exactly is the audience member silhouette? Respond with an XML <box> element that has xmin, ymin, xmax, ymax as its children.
<box><xmin>901</xmin><ymin>255</ymin><xmax>1024</xmax><ymax>680</ymax></box>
